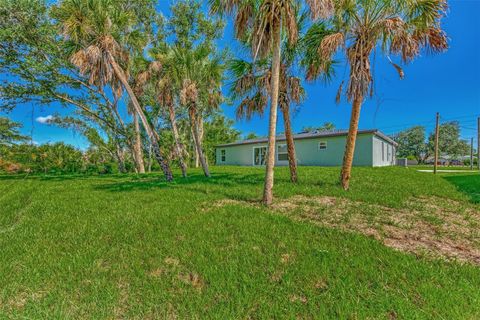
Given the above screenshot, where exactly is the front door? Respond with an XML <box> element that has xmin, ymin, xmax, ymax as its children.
<box><xmin>253</xmin><ymin>147</ymin><xmax>267</xmax><ymax>166</ymax></box>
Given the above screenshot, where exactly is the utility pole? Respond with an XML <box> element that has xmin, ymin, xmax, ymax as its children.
<box><xmin>470</xmin><ymin>137</ymin><xmax>474</xmax><ymax>170</ymax></box>
<box><xmin>477</xmin><ymin>117</ymin><xmax>480</xmax><ymax>171</ymax></box>
<box><xmin>434</xmin><ymin>112</ymin><xmax>440</xmax><ymax>174</ymax></box>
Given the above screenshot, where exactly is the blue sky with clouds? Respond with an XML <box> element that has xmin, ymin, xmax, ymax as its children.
<box><xmin>3</xmin><ymin>0</ymin><xmax>479</xmax><ymax>149</ymax></box>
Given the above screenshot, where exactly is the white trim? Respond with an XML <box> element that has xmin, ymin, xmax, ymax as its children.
<box><xmin>277</xmin><ymin>144</ymin><xmax>288</xmax><ymax>162</ymax></box>
<box><xmin>252</xmin><ymin>146</ymin><xmax>267</xmax><ymax>166</ymax></box>
<box><xmin>318</xmin><ymin>141</ymin><xmax>327</xmax><ymax>150</ymax></box>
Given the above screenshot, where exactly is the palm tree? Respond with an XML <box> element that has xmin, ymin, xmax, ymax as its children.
<box><xmin>304</xmin><ymin>0</ymin><xmax>448</xmax><ymax>190</ymax></box>
<box><xmin>53</xmin><ymin>0</ymin><xmax>173</xmax><ymax>181</ymax></box>
<box><xmin>229</xmin><ymin>54</ymin><xmax>306</xmax><ymax>183</ymax></box>
<box><xmin>169</xmin><ymin>46</ymin><xmax>224</xmax><ymax>177</ymax></box>
<box><xmin>211</xmin><ymin>0</ymin><xmax>333</xmax><ymax>204</ymax></box>
<box><xmin>136</xmin><ymin>53</ymin><xmax>189</xmax><ymax>178</ymax></box>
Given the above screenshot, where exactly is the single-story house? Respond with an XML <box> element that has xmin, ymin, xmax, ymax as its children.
<box><xmin>215</xmin><ymin>129</ymin><xmax>398</xmax><ymax>167</ymax></box>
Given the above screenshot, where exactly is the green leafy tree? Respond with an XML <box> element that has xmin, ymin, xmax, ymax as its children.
<box><xmin>52</xmin><ymin>0</ymin><xmax>173</xmax><ymax>181</ymax></box>
<box><xmin>0</xmin><ymin>117</ymin><xmax>28</xmax><ymax>146</ymax></box>
<box><xmin>302</xmin><ymin>122</ymin><xmax>336</xmax><ymax>133</ymax></box>
<box><xmin>203</xmin><ymin>114</ymin><xmax>241</xmax><ymax>163</ymax></box>
<box><xmin>393</xmin><ymin>126</ymin><xmax>426</xmax><ymax>163</ymax></box>
<box><xmin>428</xmin><ymin>122</ymin><xmax>470</xmax><ymax>159</ymax></box>
<box><xmin>304</xmin><ymin>0</ymin><xmax>448</xmax><ymax>190</ymax></box>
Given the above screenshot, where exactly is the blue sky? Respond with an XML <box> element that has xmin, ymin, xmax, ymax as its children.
<box><xmin>3</xmin><ymin>0</ymin><xmax>480</xmax><ymax>149</ymax></box>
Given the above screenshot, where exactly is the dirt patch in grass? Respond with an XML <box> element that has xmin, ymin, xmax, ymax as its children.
<box><xmin>209</xmin><ymin>196</ymin><xmax>480</xmax><ymax>265</ymax></box>
<box><xmin>271</xmin><ymin>195</ymin><xmax>480</xmax><ymax>265</ymax></box>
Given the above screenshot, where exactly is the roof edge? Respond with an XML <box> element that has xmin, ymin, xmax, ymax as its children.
<box><xmin>216</xmin><ymin>129</ymin><xmax>397</xmax><ymax>148</ymax></box>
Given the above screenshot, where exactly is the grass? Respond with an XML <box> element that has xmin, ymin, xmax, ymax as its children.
<box><xmin>0</xmin><ymin>166</ymin><xmax>479</xmax><ymax>319</ymax></box>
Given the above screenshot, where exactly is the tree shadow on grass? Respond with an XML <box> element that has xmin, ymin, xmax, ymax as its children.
<box><xmin>442</xmin><ymin>174</ymin><xmax>480</xmax><ymax>204</ymax></box>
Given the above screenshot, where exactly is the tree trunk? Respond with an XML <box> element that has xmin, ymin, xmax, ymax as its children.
<box><xmin>147</xmin><ymin>143</ymin><xmax>153</xmax><ymax>173</ymax></box>
<box><xmin>189</xmin><ymin>106</ymin><xmax>210</xmax><ymax>177</ymax></box>
<box><xmin>340</xmin><ymin>95</ymin><xmax>363</xmax><ymax>190</ymax></box>
<box><xmin>281</xmin><ymin>104</ymin><xmax>298</xmax><ymax>183</ymax></box>
<box><xmin>115</xmin><ymin>143</ymin><xmax>126</xmax><ymax>173</ymax></box>
<box><xmin>133</xmin><ymin>112</ymin><xmax>145</xmax><ymax>173</ymax></box>
<box><xmin>262</xmin><ymin>18</ymin><xmax>282</xmax><ymax>205</ymax></box>
<box><xmin>198</xmin><ymin>116</ymin><xmax>205</xmax><ymax>165</ymax></box>
<box><xmin>168</xmin><ymin>102</ymin><xmax>188</xmax><ymax>178</ymax></box>
<box><xmin>108</xmin><ymin>53</ymin><xmax>173</xmax><ymax>181</ymax></box>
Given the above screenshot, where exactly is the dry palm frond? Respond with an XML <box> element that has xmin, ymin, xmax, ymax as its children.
<box><xmin>283</xmin><ymin>3</ymin><xmax>298</xmax><ymax>45</ymax></box>
<box><xmin>85</xmin><ymin>45</ymin><xmax>101</xmax><ymax>65</ymax></box>
<box><xmin>306</xmin><ymin>64</ymin><xmax>320</xmax><ymax>82</ymax></box>
<box><xmin>335</xmin><ymin>80</ymin><xmax>344</xmax><ymax>105</ymax></box>
<box><xmin>415</xmin><ymin>27</ymin><xmax>448</xmax><ymax>54</ymax></box>
<box><xmin>148</xmin><ymin>61</ymin><xmax>162</xmax><ymax>74</ymax></box>
<box><xmin>234</xmin><ymin>3</ymin><xmax>253</xmax><ymax>40</ymax></box>
<box><xmin>388</xmin><ymin>58</ymin><xmax>405</xmax><ymax>80</ymax></box>
<box><xmin>369</xmin><ymin>79</ymin><xmax>374</xmax><ymax>98</ymax></box>
<box><xmin>100</xmin><ymin>35</ymin><xmax>120</xmax><ymax>56</ymax></box>
<box><xmin>319</xmin><ymin>32</ymin><xmax>344</xmax><ymax>61</ymax></box>
<box><xmin>258</xmin><ymin>70</ymin><xmax>272</xmax><ymax>94</ymax></box>
<box><xmin>112</xmin><ymin>80</ymin><xmax>123</xmax><ymax>100</ymax></box>
<box><xmin>390</xmin><ymin>31</ymin><xmax>419</xmax><ymax>63</ymax></box>
<box><xmin>306</xmin><ymin>0</ymin><xmax>334</xmax><ymax>20</ymax></box>
<box><xmin>180</xmin><ymin>79</ymin><xmax>198</xmax><ymax>106</ymax></box>
<box><xmin>136</xmin><ymin>71</ymin><xmax>150</xmax><ymax>87</ymax></box>
<box><xmin>346</xmin><ymin>35</ymin><xmax>374</xmax><ymax>101</ymax></box>
<box><xmin>288</xmin><ymin>77</ymin><xmax>302</xmax><ymax>104</ymax></box>
<box><xmin>382</xmin><ymin>16</ymin><xmax>404</xmax><ymax>34</ymax></box>
<box><xmin>235</xmin><ymin>73</ymin><xmax>255</xmax><ymax>94</ymax></box>
<box><xmin>70</xmin><ymin>50</ymin><xmax>89</xmax><ymax>74</ymax></box>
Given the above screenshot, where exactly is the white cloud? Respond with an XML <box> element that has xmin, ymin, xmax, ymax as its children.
<box><xmin>35</xmin><ymin>115</ymin><xmax>54</xmax><ymax>124</ymax></box>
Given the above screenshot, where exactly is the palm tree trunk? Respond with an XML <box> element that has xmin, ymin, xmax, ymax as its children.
<box><xmin>340</xmin><ymin>95</ymin><xmax>363</xmax><ymax>190</ymax></box>
<box><xmin>108</xmin><ymin>54</ymin><xmax>173</xmax><ymax>181</ymax></box>
<box><xmin>281</xmin><ymin>104</ymin><xmax>298</xmax><ymax>183</ymax></box>
<box><xmin>193</xmin><ymin>126</ymin><xmax>200</xmax><ymax>168</ymax></box>
<box><xmin>133</xmin><ymin>112</ymin><xmax>145</xmax><ymax>173</ymax></box>
<box><xmin>189</xmin><ymin>106</ymin><xmax>210</xmax><ymax>177</ymax></box>
<box><xmin>167</xmin><ymin>102</ymin><xmax>188</xmax><ymax>178</ymax></box>
<box><xmin>262</xmin><ymin>18</ymin><xmax>282</xmax><ymax>205</ymax></box>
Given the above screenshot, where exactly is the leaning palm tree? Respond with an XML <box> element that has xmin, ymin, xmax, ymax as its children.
<box><xmin>53</xmin><ymin>0</ymin><xmax>173</xmax><ymax>181</ymax></box>
<box><xmin>211</xmin><ymin>0</ymin><xmax>333</xmax><ymax>204</ymax></box>
<box><xmin>304</xmin><ymin>0</ymin><xmax>448</xmax><ymax>190</ymax></box>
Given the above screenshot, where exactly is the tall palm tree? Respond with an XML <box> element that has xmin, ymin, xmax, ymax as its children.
<box><xmin>53</xmin><ymin>0</ymin><xmax>173</xmax><ymax>181</ymax></box>
<box><xmin>169</xmin><ymin>46</ymin><xmax>224</xmax><ymax>177</ymax></box>
<box><xmin>304</xmin><ymin>0</ymin><xmax>448</xmax><ymax>190</ymax></box>
<box><xmin>211</xmin><ymin>0</ymin><xmax>333</xmax><ymax>204</ymax></box>
<box><xmin>136</xmin><ymin>53</ymin><xmax>189</xmax><ymax>178</ymax></box>
<box><xmin>229</xmin><ymin>55</ymin><xmax>305</xmax><ymax>183</ymax></box>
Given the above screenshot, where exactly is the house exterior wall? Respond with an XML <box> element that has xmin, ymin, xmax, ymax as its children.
<box><xmin>216</xmin><ymin>133</ymin><xmax>380</xmax><ymax>167</ymax></box>
<box><xmin>372</xmin><ymin>135</ymin><xmax>396</xmax><ymax>167</ymax></box>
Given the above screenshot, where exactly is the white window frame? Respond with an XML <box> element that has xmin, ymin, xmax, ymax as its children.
<box><xmin>277</xmin><ymin>144</ymin><xmax>288</xmax><ymax>162</ymax></box>
<box><xmin>318</xmin><ymin>141</ymin><xmax>327</xmax><ymax>150</ymax></box>
<box><xmin>220</xmin><ymin>149</ymin><xmax>226</xmax><ymax>162</ymax></box>
<box><xmin>252</xmin><ymin>146</ymin><xmax>267</xmax><ymax>166</ymax></box>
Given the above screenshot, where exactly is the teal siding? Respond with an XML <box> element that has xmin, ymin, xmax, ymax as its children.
<box><xmin>216</xmin><ymin>133</ymin><xmax>377</xmax><ymax>166</ymax></box>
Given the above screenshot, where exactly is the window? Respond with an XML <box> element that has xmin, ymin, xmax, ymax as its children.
<box><xmin>382</xmin><ymin>142</ymin><xmax>385</xmax><ymax>161</ymax></box>
<box><xmin>277</xmin><ymin>144</ymin><xmax>288</xmax><ymax>161</ymax></box>
<box><xmin>319</xmin><ymin>141</ymin><xmax>327</xmax><ymax>150</ymax></box>
<box><xmin>253</xmin><ymin>147</ymin><xmax>267</xmax><ymax>165</ymax></box>
<box><xmin>220</xmin><ymin>149</ymin><xmax>226</xmax><ymax>162</ymax></box>
<box><xmin>387</xmin><ymin>145</ymin><xmax>391</xmax><ymax>161</ymax></box>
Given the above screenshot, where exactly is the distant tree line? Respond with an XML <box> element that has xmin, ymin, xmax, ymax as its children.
<box><xmin>392</xmin><ymin>122</ymin><xmax>473</xmax><ymax>164</ymax></box>
<box><xmin>0</xmin><ymin>116</ymin><xmax>239</xmax><ymax>174</ymax></box>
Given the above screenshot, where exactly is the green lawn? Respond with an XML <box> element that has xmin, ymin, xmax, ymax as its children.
<box><xmin>0</xmin><ymin>166</ymin><xmax>479</xmax><ymax>319</ymax></box>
